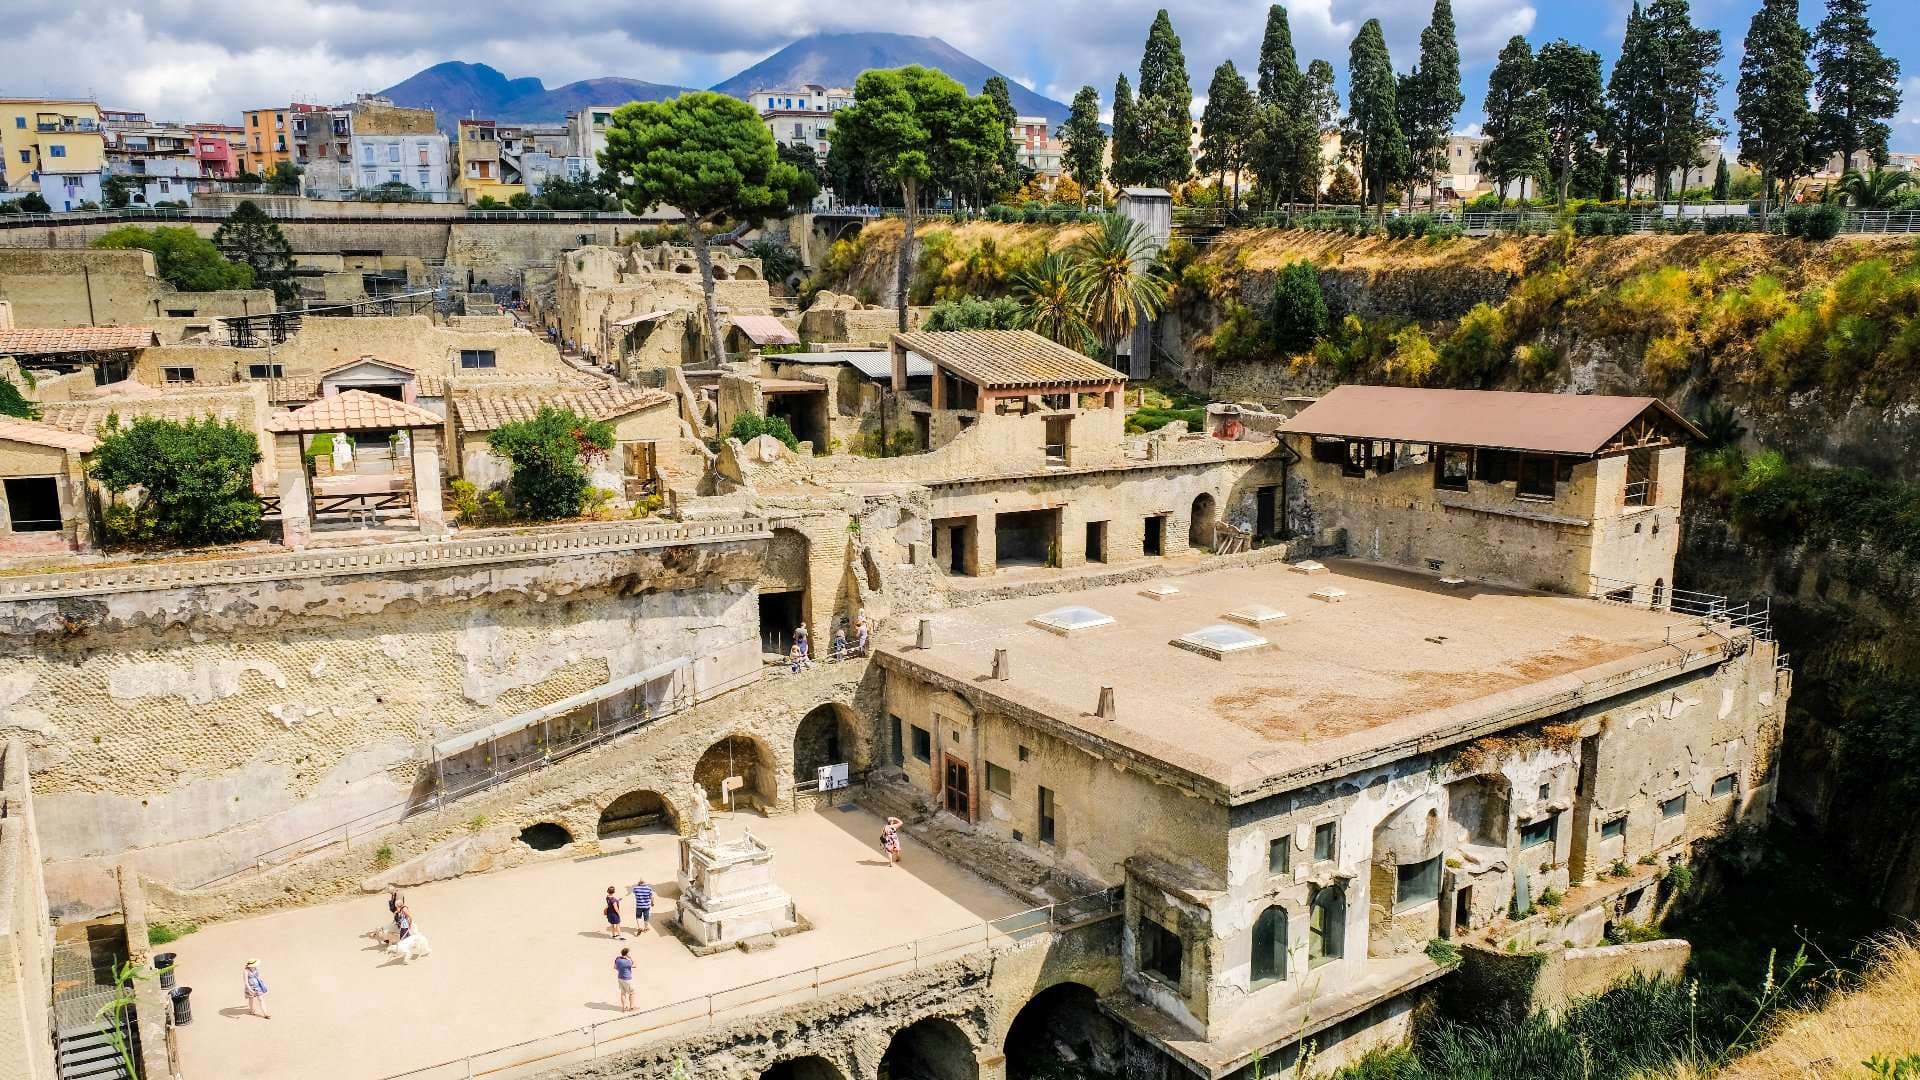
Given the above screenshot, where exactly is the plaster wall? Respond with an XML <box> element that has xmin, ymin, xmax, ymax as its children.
<box><xmin>0</xmin><ymin>741</ymin><xmax>54</xmax><ymax>1080</ymax></box>
<box><xmin>0</xmin><ymin>248</ymin><xmax>271</xmax><ymax>332</ymax></box>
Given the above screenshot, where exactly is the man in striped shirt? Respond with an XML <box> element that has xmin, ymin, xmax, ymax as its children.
<box><xmin>630</xmin><ymin>878</ymin><xmax>654</xmax><ymax>933</ymax></box>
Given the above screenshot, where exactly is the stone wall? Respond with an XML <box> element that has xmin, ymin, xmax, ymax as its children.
<box><xmin>0</xmin><ymin>739</ymin><xmax>53</xmax><ymax>1080</ymax></box>
<box><xmin>0</xmin><ymin>522</ymin><xmax>772</xmax><ymax>913</ymax></box>
<box><xmin>0</xmin><ymin>248</ymin><xmax>272</xmax><ymax>331</ymax></box>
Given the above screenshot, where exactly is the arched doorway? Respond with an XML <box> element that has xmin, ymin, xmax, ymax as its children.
<box><xmin>694</xmin><ymin>734</ymin><xmax>777</xmax><ymax>811</ymax></box>
<box><xmin>880</xmin><ymin>1016</ymin><xmax>977</xmax><ymax>1080</ymax></box>
<box><xmin>760</xmin><ymin>1056</ymin><xmax>844</xmax><ymax>1080</ymax></box>
<box><xmin>1652</xmin><ymin>578</ymin><xmax>1666</xmax><ymax>609</ymax></box>
<box><xmin>794</xmin><ymin>703</ymin><xmax>854</xmax><ymax>782</ymax></box>
<box><xmin>1189</xmin><ymin>493</ymin><xmax>1217</xmax><ymax>552</ymax></box>
<box><xmin>1003</xmin><ymin>983</ymin><xmax>1122</xmax><ymax>1080</ymax></box>
<box><xmin>597</xmin><ymin>790</ymin><xmax>678</xmax><ymax>841</ymax></box>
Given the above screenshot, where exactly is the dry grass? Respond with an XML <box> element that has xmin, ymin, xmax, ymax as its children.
<box><xmin>1639</xmin><ymin>933</ymin><xmax>1920</xmax><ymax>1080</ymax></box>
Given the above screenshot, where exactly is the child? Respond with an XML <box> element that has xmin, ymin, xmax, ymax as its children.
<box><xmin>603</xmin><ymin>886</ymin><xmax>623</xmax><ymax>939</ymax></box>
<box><xmin>243</xmin><ymin>960</ymin><xmax>270</xmax><ymax>1019</ymax></box>
<box><xmin>882</xmin><ymin>816</ymin><xmax>903</xmax><ymax>866</ymax></box>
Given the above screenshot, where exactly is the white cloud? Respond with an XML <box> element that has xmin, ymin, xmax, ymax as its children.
<box><xmin>0</xmin><ymin>0</ymin><xmax>1539</xmax><ymax>124</ymax></box>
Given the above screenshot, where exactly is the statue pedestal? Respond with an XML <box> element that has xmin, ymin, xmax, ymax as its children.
<box><xmin>676</xmin><ymin>828</ymin><xmax>799</xmax><ymax>949</ymax></box>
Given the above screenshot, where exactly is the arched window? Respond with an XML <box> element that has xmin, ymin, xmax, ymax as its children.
<box><xmin>1652</xmin><ymin>578</ymin><xmax>1666</xmax><ymax>609</ymax></box>
<box><xmin>1309</xmin><ymin>885</ymin><xmax>1345</xmax><ymax>967</ymax></box>
<box><xmin>1251</xmin><ymin>905</ymin><xmax>1287</xmax><ymax>987</ymax></box>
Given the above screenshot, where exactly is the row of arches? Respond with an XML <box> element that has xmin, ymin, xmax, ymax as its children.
<box><xmin>750</xmin><ymin>984</ymin><xmax>1119</xmax><ymax>1080</ymax></box>
<box><xmin>590</xmin><ymin>703</ymin><xmax>860</xmax><ymax>842</ymax></box>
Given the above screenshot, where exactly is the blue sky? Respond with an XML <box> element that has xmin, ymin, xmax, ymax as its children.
<box><xmin>0</xmin><ymin>0</ymin><xmax>1912</xmax><ymax>153</ymax></box>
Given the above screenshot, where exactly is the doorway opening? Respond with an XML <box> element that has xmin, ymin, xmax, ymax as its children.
<box><xmin>1085</xmin><ymin>520</ymin><xmax>1108</xmax><ymax>563</ymax></box>
<box><xmin>1143</xmin><ymin>514</ymin><xmax>1166</xmax><ymax>557</ymax></box>
<box><xmin>758</xmin><ymin>590</ymin><xmax>804</xmax><ymax>656</ymax></box>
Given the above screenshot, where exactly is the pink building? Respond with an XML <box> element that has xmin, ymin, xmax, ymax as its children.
<box><xmin>189</xmin><ymin>123</ymin><xmax>244</xmax><ymax>178</ymax></box>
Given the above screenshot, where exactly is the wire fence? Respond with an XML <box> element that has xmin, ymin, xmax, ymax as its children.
<box><xmin>378</xmin><ymin>886</ymin><xmax>1122</xmax><ymax>1080</ymax></box>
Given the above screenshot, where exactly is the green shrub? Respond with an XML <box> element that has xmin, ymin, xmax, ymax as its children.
<box><xmin>89</xmin><ymin>417</ymin><xmax>264</xmax><ymax>547</ymax></box>
<box><xmin>486</xmin><ymin>406</ymin><xmax>615</xmax><ymax>520</ymax></box>
<box><xmin>1425</xmin><ymin>938</ymin><xmax>1461</xmax><ymax>966</ymax></box>
<box><xmin>727</xmin><ymin>412</ymin><xmax>799</xmax><ymax>449</ymax></box>
<box><xmin>924</xmin><ymin>295</ymin><xmax>1022</xmax><ymax>331</ymax></box>
<box><xmin>1536</xmin><ymin>886</ymin><xmax>1565</xmax><ymax>908</ymax></box>
<box><xmin>303</xmin><ymin>432</ymin><xmax>335</xmax><ymax>462</ymax></box>
<box><xmin>0</xmin><ymin>375</ymin><xmax>39</xmax><ymax>420</ymax></box>
<box><xmin>148</xmin><ymin>920</ymin><xmax>198</xmax><ymax>946</ymax></box>
<box><xmin>1268</xmin><ymin>261</ymin><xmax>1328</xmax><ymax>354</ymax></box>
<box><xmin>372</xmin><ymin>844</ymin><xmax>395</xmax><ymax>869</ymax></box>
<box><xmin>93</xmin><ymin>225</ymin><xmax>254</xmax><ymax>292</ymax></box>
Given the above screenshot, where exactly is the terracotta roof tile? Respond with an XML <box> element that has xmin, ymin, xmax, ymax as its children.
<box><xmin>40</xmin><ymin>390</ymin><xmax>262</xmax><ymax>439</ymax></box>
<box><xmin>0</xmin><ymin>415</ymin><xmax>97</xmax><ymax>452</ymax></box>
<box><xmin>730</xmin><ymin>315</ymin><xmax>799</xmax><ymax>346</ymax></box>
<box><xmin>1278</xmin><ymin>386</ymin><xmax>1704</xmax><ymax>456</ymax></box>
<box><xmin>0</xmin><ymin>326</ymin><xmax>159</xmax><ymax>354</ymax></box>
<box><xmin>265</xmin><ymin>389</ymin><xmax>444</xmax><ymax>433</ymax></box>
<box><xmin>452</xmin><ymin>385</ymin><xmax>672</xmax><ymax>432</ymax></box>
<box><xmin>892</xmin><ymin>330</ymin><xmax>1126</xmax><ymax>390</ymax></box>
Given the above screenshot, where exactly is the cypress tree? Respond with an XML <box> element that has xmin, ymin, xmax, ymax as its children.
<box><xmin>1251</xmin><ymin>4</ymin><xmax>1303</xmax><ymax>209</ymax></box>
<box><xmin>1060</xmin><ymin>86</ymin><xmax>1108</xmax><ymax>197</ymax></box>
<box><xmin>1607</xmin><ymin>3</ymin><xmax>1663</xmax><ymax>203</ymax></box>
<box><xmin>1811</xmin><ymin>0</ymin><xmax>1903</xmax><ymax>170</ymax></box>
<box><xmin>1536</xmin><ymin>40</ymin><xmax>1606</xmax><ymax>208</ymax></box>
<box><xmin>1300</xmin><ymin>60</ymin><xmax>1339</xmax><ymax>210</ymax></box>
<box><xmin>1199</xmin><ymin>60</ymin><xmax>1258</xmax><ymax>208</ymax></box>
<box><xmin>981</xmin><ymin>75</ymin><xmax>1023</xmax><ymax>203</ymax></box>
<box><xmin>1342</xmin><ymin>19</ymin><xmax>1408</xmax><ymax>221</ymax></box>
<box><xmin>1479</xmin><ymin>36</ymin><xmax>1548</xmax><ymax>207</ymax></box>
<box><xmin>1110</xmin><ymin>75</ymin><xmax>1141</xmax><ymax>188</ymax></box>
<box><xmin>1645</xmin><ymin>0</ymin><xmax>1724</xmax><ymax>204</ymax></box>
<box><xmin>1403</xmin><ymin>0</ymin><xmax>1463</xmax><ymax>210</ymax></box>
<box><xmin>1712</xmin><ymin>155</ymin><xmax>1731</xmax><ymax>200</ymax></box>
<box><xmin>1256</xmin><ymin>4</ymin><xmax>1301</xmax><ymax>107</ymax></box>
<box><xmin>1135</xmin><ymin>10</ymin><xmax>1196</xmax><ymax>189</ymax></box>
<box><xmin>1735</xmin><ymin>0</ymin><xmax>1814</xmax><ymax>228</ymax></box>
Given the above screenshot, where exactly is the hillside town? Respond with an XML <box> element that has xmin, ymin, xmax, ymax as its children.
<box><xmin>0</xmin><ymin>3</ymin><xmax>1914</xmax><ymax>1080</ymax></box>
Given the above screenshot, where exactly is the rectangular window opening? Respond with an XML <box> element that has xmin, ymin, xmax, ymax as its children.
<box><xmin>4</xmin><ymin>477</ymin><xmax>63</xmax><ymax>532</ymax></box>
<box><xmin>459</xmin><ymin>349</ymin><xmax>497</xmax><ymax>369</ymax></box>
<box><xmin>1434</xmin><ymin>446</ymin><xmax>1471</xmax><ymax>491</ymax></box>
<box><xmin>1600</xmin><ymin>816</ymin><xmax>1627</xmax><ymax>841</ymax></box>
<box><xmin>1313</xmin><ymin>820</ymin><xmax>1337</xmax><ymax>862</ymax></box>
<box><xmin>1519</xmin><ymin>815</ymin><xmax>1557</xmax><ymax>849</ymax></box>
<box><xmin>910</xmin><ymin>725</ymin><xmax>931</xmax><ymax>763</ymax></box>
<box><xmin>1141</xmin><ymin>916</ymin><xmax>1182</xmax><ymax>984</ymax></box>
<box><xmin>1268</xmin><ymin>837</ymin><xmax>1290</xmax><ymax>875</ymax></box>
<box><xmin>1661</xmin><ymin>793</ymin><xmax>1688</xmax><ymax>818</ymax></box>
<box><xmin>162</xmin><ymin>366</ymin><xmax>195</xmax><ymax>384</ymax></box>
<box><xmin>1395</xmin><ymin>857</ymin><xmax>1441</xmax><ymax>910</ymax></box>
<box><xmin>1037</xmin><ymin>786</ymin><xmax>1055</xmax><ymax>845</ymax></box>
<box><xmin>1711</xmin><ymin>773</ymin><xmax>1738</xmax><ymax>799</ymax></box>
<box><xmin>985</xmin><ymin>761</ymin><xmax>1011</xmax><ymax>798</ymax></box>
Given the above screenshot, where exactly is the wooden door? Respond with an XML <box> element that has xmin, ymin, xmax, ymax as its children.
<box><xmin>943</xmin><ymin>755</ymin><xmax>971</xmax><ymax>821</ymax></box>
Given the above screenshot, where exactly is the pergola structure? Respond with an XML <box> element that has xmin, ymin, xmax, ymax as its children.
<box><xmin>888</xmin><ymin>330</ymin><xmax>1127</xmax><ymax>413</ymax></box>
<box><xmin>263</xmin><ymin>389</ymin><xmax>447</xmax><ymax>548</ymax></box>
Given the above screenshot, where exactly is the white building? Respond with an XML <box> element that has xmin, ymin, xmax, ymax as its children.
<box><xmin>567</xmin><ymin>106</ymin><xmax>622</xmax><ymax>176</ymax></box>
<box><xmin>293</xmin><ymin>96</ymin><xmax>449</xmax><ymax>199</ymax></box>
<box><xmin>751</xmin><ymin>85</ymin><xmax>853</xmax><ymax>160</ymax></box>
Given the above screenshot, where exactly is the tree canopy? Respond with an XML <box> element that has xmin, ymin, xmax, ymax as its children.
<box><xmin>1735</xmin><ymin>0</ymin><xmax>1815</xmax><ymax>225</ymax></box>
<box><xmin>1399</xmin><ymin>0</ymin><xmax>1464</xmax><ymax>209</ymax></box>
<box><xmin>1343</xmin><ymin>19</ymin><xmax>1409</xmax><ymax>218</ymax></box>
<box><xmin>1811</xmin><ymin>0</ymin><xmax>1903</xmax><ymax>169</ymax></box>
<box><xmin>88</xmin><ymin>417</ymin><xmax>263</xmax><ymax>546</ymax></box>
<box><xmin>1645</xmin><ymin>0</ymin><xmax>1725</xmax><ymax>201</ymax></box>
<box><xmin>1109</xmin><ymin>75</ymin><xmax>1142</xmax><ymax>188</ymax></box>
<box><xmin>1114</xmin><ymin>11</ymin><xmax>1196</xmax><ymax>189</ymax></box>
<box><xmin>1536</xmin><ymin>40</ymin><xmax>1607</xmax><ymax>207</ymax></box>
<box><xmin>93</xmin><ymin>226</ymin><xmax>254</xmax><ymax>292</ymax></box>
<box><xmin>600</xmin><ymin>91</ymin><xmax>816</xmax><ymax>364</ymax></box>
<box><xmin>1480</xmin><ymin>36</ymin><xmax>1549</xmax><ymax>206</ymax></box>
<box><xmin>486</xmin><ymin>406</ymin><xmax>615</xmax><ymax>521</ymax></box>
<box><xmin>213</xmin><ymin>201</ymin><xmax>296</xmax><ymax>304</ymax></box>
<box><xmin>1060</xmin><ymin>86</ymin><xmax>1108</xmax><ymax>194</ymax></box>
<box><xmin>1199</xmin><ymin>60</ymin><xmax>1257</xmax><ymax>204</ymax></box>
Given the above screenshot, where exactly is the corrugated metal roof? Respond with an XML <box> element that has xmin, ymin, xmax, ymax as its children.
<box><xmin>892</xmin><ymin>330</ymin><xmax>1125</xmax><ymax>390</ymax></box>
<box><xmin>611</xmin><ymin>310</ymin><xmax>673</xmax><ymax>327</ymax></box>
<box><xmin>1277</xmin><ymin>386</ymin><xmax>1701</xmax><ymax>456</ymax></box>
<box><xmin>0</xmin><ymin>327</ymin><xmax>159</xmax><ymax>354</ymax></box>
<box><xmin>771</xmin><ymin>351</ymin><xmax>929</xmax><ymax>381</ymax></box>
<box><xmin>452</xmin><ymin>385</ymin><xmax>672</xmax><ymax>432</ymax></box>
<box><xmin>729</xmin><ymin>315</ymin><xmax>799</xmax><ymax>346</ymax></box>
<box><xmin>265</xmin><ymin>389</ymin><xmax>445</xmax><ymax>433</ymax></box>
<box><xmin>0</xmin><ymin>416</ymin><xmax>97</xmax><ymax>452</ymax></box>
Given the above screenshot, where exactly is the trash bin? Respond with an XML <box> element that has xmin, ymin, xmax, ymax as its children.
<box><xmin>170</xmin><ymin>986</ymin><xmax>192</xmax><ymax>1026</ymax></box>
<box><xmin>153</xmin><ymin>952</ymin><xmax>177</xmax><ymax>991</ymax></box>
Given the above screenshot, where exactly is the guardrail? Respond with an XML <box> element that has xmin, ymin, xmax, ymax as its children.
<box><xmin>378</xmin><ymin>886</ymin><xmax>1123</xmax><ymax>1080</ymax></box>
<box><xmin>1586</xmin><ymin>574</ymin><xmax>1773</xmax><ymax>642</ymax></box>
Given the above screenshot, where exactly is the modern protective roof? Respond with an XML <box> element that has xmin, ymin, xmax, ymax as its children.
<box><xmin>1278</xmin><ymin>386</ymin><xmax>1703</xmax><ymax>456</ymax></box>
<box><xmin>729</xmin><ymin>315</ymin><xmax>799</xmax><ymax>346</ymax></box>
<box><xmin>0</xmin><ymin>326</ymin><xmax>159</xmax><ymax>354</ymax></box>
<box><xmin>264</xmin><ymin>389</ymin><xmax>444</xmax><ymax>433</ymax></box>
<box><xmin>774</xmin><ymin>351</ymin><xmax>931</xmax><ymax>381</ymax></box>
<box><xmin>0</xmin><ymin>415</ymin><xmax>97</xmax><ymax>452</ymax></box>
<box><xmin>891</xmin><ymin>330</ymin><xmax>1126</xmax><ymax>390</ymax></box>
<box><xmin>452</xmin><ymin>385</ymin><xmax>672</xmax><ymax>432</ymax></box>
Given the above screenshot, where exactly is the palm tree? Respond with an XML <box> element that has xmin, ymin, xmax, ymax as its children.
<box><xmin>1069</xmin><ymin>214</ymin><xmax>1173</xmax><ymax>364</ymax></box>
<box><xmin>1010</xmin><ymin>251</ymin><xmax>1093</xmax><ymax>350</ymax></box>
<box><xmin>1834</xmin><ymin>168</ymin><xmax>1914</xmax><ymax>209</ymax></box>
<box><xmin>1690</xmin><ymin>400</ymin><xmax>1747</xmax><ymax>452</ymax></box>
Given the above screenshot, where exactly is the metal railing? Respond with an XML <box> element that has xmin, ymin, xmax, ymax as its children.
<box><xmin>1585</xmin><ymin>574</ymin><xmax>1774</xmax><ymax>642</ymax></box>
<box><xmin>377</xmin><ymin>886</ymin><xmax>1122</xmax><ymax>1080</ymax></box>
<box><xmin>1622</xmin><ymin>479</ymin><xmax>1656</xmax><ymax>507</ymax></box>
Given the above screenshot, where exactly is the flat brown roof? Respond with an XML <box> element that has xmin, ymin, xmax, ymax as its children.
<box><xmin>1278</xmin><ymin>386</ymin><xmax>1702</xmax><ymax>456</ymax></box>
<box><xmin>893</xmin><ymin>330</ymin><xmax>1126</xmax><ymax>391</ymax></box>
<box><xmin>876</xmin><ymin>559</ymin><xmax>1731</xmax><ymax>802</ymax></box>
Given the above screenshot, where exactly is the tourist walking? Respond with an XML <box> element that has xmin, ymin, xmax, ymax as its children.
<box><xmin>243</xmin><ymin>960</ymin><xmax>271</xmax><ymax>1019</ymax></box>
<box><xmin>830</xmin><ymin>626</ymin><xmax>848</xmax><ymax>661</ymax></box>
<box><xmin>853</xmin><ymin>615</ymin><xmax>870</xmax><ymax>657</ymax></box>
<box><xmin>630</xmin><ymin>878</ymin><xmax>654</xmax><ymax>934</ymax></box>
<box><xmin>882</xmin><ymin>816</ymin><xmax>903</xmax><ymax>866</ymax></box>
<box><xmin>393</xmin><ymin>903</ymin><xmax>414</xmax><ymax>942</ymax></box>
<box><xmin>793</xmin><ymin>623</ymin><xmax>810</xmax><ymax>659</ymax></box>
<box><xmin>604</xmin><ymin>886</ymin><xmax>624</xmax><ymax>939</ymax></box>
<box><xmin>614</xmin><ymin>947</ymin><xmax>636</xmax><ymax>1011</ymax></box>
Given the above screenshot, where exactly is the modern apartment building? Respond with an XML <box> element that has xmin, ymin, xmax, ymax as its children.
<box><xmin>292</xmin><ymin>96</ymin><xmax>449</xmax><ymax>199</ymax></box>
<box><xmin>0</xmin><ymin>98</ymin><xmax>106</xmax><ymax>209</ymax></box>
<box><xmin>751</xmin><ymin>84</ymin><xmax>852</xmax><ymax>160</ymax></box>
<box><xmin>241</xmin><ymin>104</ymin><xmax>324</xmax><ymax>176</ymax></box>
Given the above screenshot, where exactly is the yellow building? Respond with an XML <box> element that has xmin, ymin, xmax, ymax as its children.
<box><xmin>0</xmin><ymin>99</ymin><xmax>106</xmax><ymax>205</ymax></box>
<box><xmin>454</xmin><ymin>119</ymin><xmax>524</xmax><ymax>204</ymax></box>
<box><xmin>241</xmin><ymin>104</ymin><xmax>326</xmax><ymax>176</ymax></box>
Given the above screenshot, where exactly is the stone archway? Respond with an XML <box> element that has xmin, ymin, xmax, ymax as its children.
<box><xmin>759</xmin><ymin>1056</ymin><xmax>844</xmax><ymax>1080</ymax></box>
<box><xmin>597</xmin><ymin>789</ymin><xmax>679</xmax><ymax>841</ymax></box>
<box><xmin>1189</xmin><ymin>492</ymin><xmax>1218</xmax><ymax>551</ymax></box>
<box><xmin>1003</xmin><ymin>982</ymin><xmax>1122</xmax><ymax>1080</ymax></box>
<box><xmin>734</xmin><ymin>264</ymin><xmax>760</xmax><ymax>281</ymax></box>
<box><xmin>880</xmin><ymin>1016</ymin><xmax>978</xmax><ymax>1080</ymax></box>
<box><xmin>794</xmin><ymin>702</ymin><xmax>856</xmax><ymax>783</ymax></box>
<box><xmin>694</xmin><ymin>733</ymin><xmax>777</xmax><ymax>811</ymax></box>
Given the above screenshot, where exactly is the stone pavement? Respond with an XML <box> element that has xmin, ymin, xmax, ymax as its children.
<box><xmin>169</xmin><ymin>806</ymin><xmax>1023</xmax><ymax>1080</ymax></box>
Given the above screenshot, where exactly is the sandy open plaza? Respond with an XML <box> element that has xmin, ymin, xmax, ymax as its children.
<box><xmin>167</xmin><ymin>806</ymin><xmax>1024</xmax><ymax>1080</ymax></box>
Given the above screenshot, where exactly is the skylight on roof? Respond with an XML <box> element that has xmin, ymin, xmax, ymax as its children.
<box><xmin>1172</xmin><ymin>623</ymin><xmax>1272</xmax><ymax>660</ymax></box>
<box><xmin>1224</xmin><ymin>603</ymin><xmax>1288</xmax><ymax>626</ymax></box>
<box><xmin>1030</xmin><ymin>605</ymin><xmax>1117</xmax><ymax>635</ymax></box>
<box><xmin>1139</xmin><ymin>581</ymin><xmax>1182</xmax><ymax>601</ymax></box>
